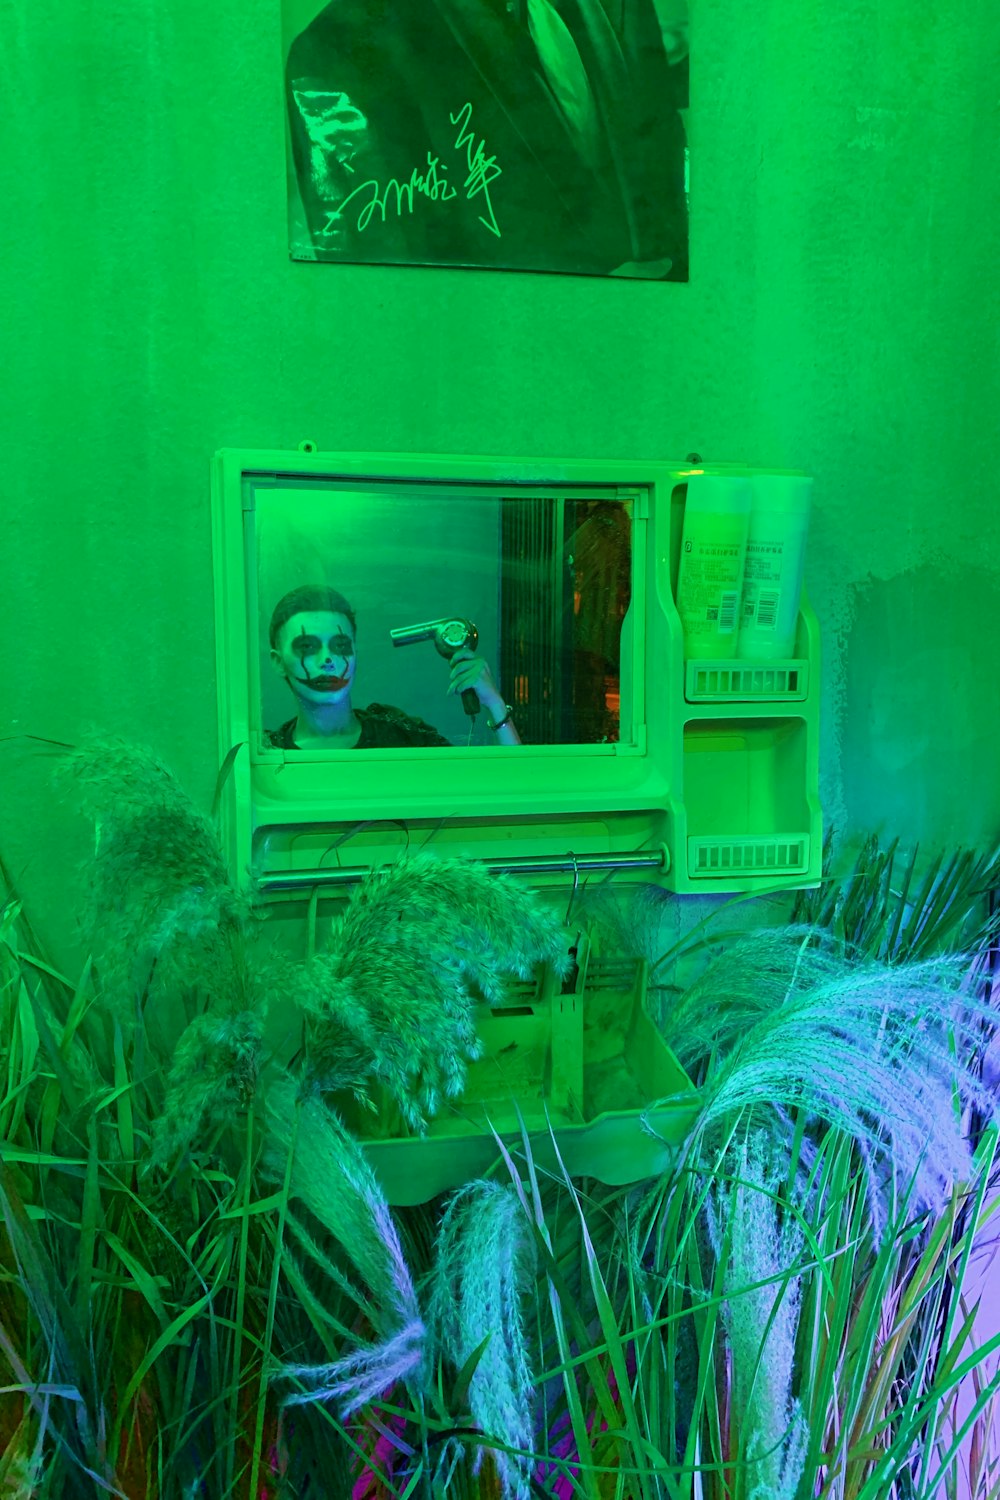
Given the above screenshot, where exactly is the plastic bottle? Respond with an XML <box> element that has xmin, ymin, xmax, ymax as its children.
<box><xmin>735</xmin><ymin>474</ymin><xmax>814</xmax><ymax>660</ymax></box>
<box><xmin>674</xmin><ymin>475</ymin><xmax>752</xmax><ymax>659</ymax></box>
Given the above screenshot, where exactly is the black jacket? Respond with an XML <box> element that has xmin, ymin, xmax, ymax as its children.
<box><xmin>266</xmin><ymin>703</ymin><xmax>451</xmax><ymax>748</ymax></box>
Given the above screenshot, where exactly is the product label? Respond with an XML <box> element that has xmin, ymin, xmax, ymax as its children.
<box><xmin>744</xmin><ymin>588</ymin><xmax>780</xmax><ymax>629</ymax></box>
<box><xmin>744</xmin><ymin>539</ymin><xmax>785</xmax><ymax>584</ymax></box>
<box><xmin>677</xmin><ymin>540</ymin><xmax>744</xmax><ymax>636</ymax></box>
<box><xmin>740</xmin><ymin>540</ymin><xmax>785</xmax><ymax>628</ymax></box>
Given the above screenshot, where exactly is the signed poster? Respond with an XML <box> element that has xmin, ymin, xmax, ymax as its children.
<box><xmin>283</xmin><ymin>0</ymin><xmax>689</xmax><ymax>280</ymax></box>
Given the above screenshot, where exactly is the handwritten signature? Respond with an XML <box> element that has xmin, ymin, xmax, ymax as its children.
<box><xmin>326</xmin><ymin>151</ymin><xmax>457</xmax><ymax>234</ymax></box>
<box><xmin>322</xmin><ymin>103</ymin><xmax>502</xmax><ymax>239</ymax></box>
<box><xmin>449</xmin><ymin>102</ymin><xmax>502</xmax><ymax>238</ymax></box>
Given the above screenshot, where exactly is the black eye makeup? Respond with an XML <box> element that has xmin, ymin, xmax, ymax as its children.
<box><xmin>292</xmin><ymin>633</ymin><xmax>321</xmax><ymax>660</ymax></box>
<box><xmin>328</xmin><ymin>633</ymin><xmax>355</xmax><ymax>655</ymax></box>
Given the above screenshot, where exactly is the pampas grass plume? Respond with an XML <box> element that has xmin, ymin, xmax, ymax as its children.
<box><xmin>427</xmin><ymin>1180</ymin><xmax>537</xmax><ymax>1499</ymax></box>
<box><xmin>707</xmin><ymin>1132</ymin><xmax>808</xmax><ymax>1500</ymax></box>
<box><xmin>266</xmin><ymin>1076</ymin><xmax>428</xmax><ymax>1417</ymax></box>
<box><xmin>149</xmin><ymin>1009</ymin><xmax>263</xmax><ymax>1167</ymax></box>
<box><xmin>661</xmin><ymin>927</ymin><xmax>999</xmax><ymax>1231</ymax></box>
<box><xmin>298</xmin><ymin>851</ymin><xmax>571</xmax><ymax>1130</ymax></box>
<box><xmin>58</xmin><ymin>736</ymin><xmax>252</xmax><ymax>1024</ymax></box>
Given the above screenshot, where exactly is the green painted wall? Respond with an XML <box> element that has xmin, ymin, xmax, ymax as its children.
<box><xmin>2</xmin><ymin>2</ymin><xmax>998</xmax><ymax>958</ymax></box>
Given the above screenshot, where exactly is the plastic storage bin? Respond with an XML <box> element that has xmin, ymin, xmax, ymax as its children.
<box><xmin>337</xmin><ymin>934</ymin><xmax>700</xmax><ymax>1205</ymax></box>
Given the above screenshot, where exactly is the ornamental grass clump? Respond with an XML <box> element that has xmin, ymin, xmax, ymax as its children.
<box><xmin>615</xmin><ymin>838</ymin><xmax>1000</xmax><ymax>1498</ymax></box>
<box><xmin>4</xmin><ymin>739</ymin><xmax>999</xmax><ymax>1498</ymax></box>
<box><xmin>427</xmin><ymin>1180</ymin><xmax>538</xmax><ymax>1498</ymax></box>
<box><xmin>2</xmin><ymin>739</ymin><xmax>584</xmax><ymax>1495</ymax></box>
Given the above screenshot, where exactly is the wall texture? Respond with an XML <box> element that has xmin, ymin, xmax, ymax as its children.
<box><xmin>2</xmin><ymin>0</ymin><xmax>998</xmax><ymax>957</ymax></box>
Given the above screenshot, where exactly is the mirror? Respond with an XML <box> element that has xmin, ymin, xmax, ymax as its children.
<box><xmin>251</xmin><ymin>478</ymin><xmax>634</xmax><ymax>748</ymax></box>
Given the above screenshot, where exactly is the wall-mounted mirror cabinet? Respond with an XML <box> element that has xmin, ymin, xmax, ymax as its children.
<box><xmin>212</xmin><ymin>449</ymin><xmax>821</xmax><ymax>896</ymax></box>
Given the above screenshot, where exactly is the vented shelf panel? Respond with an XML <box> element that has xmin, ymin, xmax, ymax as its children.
<box><xmin>688</xmin><ymin>833</ymin><xmax>809</xmax><ymax>877</ymax></box>
<box><xmin>685</xmin><ymin>659</ymin><xmax>809</xmax><ymax>703</ymax></box>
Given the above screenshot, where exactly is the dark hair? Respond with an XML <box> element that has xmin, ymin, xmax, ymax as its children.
<box><xmin>269</xmin><ymin>585</ymin><xmax>357</xmax><ymax>649</ymax></box>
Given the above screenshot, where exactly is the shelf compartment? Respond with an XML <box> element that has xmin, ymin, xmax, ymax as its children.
<box><xmin>682</xmin><ymin>717</ymin><xmax>811</xmax><ymax>881</ymax></box>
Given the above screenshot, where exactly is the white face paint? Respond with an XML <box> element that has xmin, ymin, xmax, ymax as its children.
<box><xmin>271</xmin><ymin>610</ymin><xmax>357</xmax><ymax>705</ymax></box>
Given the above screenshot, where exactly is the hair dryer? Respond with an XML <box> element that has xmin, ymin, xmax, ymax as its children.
<box><xmin>390</xmin><ymin>616</ymin><xmax>480</xmax><ymax>716</ymax></box>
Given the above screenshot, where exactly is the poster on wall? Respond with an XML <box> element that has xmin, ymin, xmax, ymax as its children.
<box><xmin>283</xmin><ymin>0</ymin><xmax>689</xmax><ymax>281</ymax></box>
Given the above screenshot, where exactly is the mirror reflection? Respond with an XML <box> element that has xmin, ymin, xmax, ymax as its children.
<box><xmin>253</xmin><ymin>482</ymin><xmax>633</xmax><ymax>748</ymax></box>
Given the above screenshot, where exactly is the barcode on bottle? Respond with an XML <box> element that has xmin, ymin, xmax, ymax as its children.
<box><xmin>718</xmin><ymin>592</ymin><xmax>738</xmax><ymax>634</ymax></box>
<box><xmin>756</xmin><ymin>591</ymin><xmax>780</xmax><ymax>629</ymax></box>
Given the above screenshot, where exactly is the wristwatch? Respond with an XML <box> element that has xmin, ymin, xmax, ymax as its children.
<box><xmin>487</xmin><ymin>703</ymin><xmax>515</xmax><ymax>731</ymax></box>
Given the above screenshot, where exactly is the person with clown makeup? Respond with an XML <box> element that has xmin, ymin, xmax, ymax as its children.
<box><xmin>266</xmin><ymin>584</ymin><xmax>522</xmax><ymax>749</ymax></box>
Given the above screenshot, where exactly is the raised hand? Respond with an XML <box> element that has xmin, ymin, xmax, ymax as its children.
<box><xmin>446</xmin><ymin>647</ymin><xmax>503</xmax><ymax>716</ymax></box>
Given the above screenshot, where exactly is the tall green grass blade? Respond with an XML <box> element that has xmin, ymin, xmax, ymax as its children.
<box><xmin>450</xmin><ymin>1333</ymin><xmax>493</xmax><ymax>1413</ymax></box>
<box><xmin>885</xmin><ymin>840</ymin><xmax>917</xmax><ymax>959</ymax></box>
<box><xmin>398</xmin><ymin>1461</ymin><xmax>425</xmax><ymax>1497</ymax></box>
<box><xmin>248</xmin><ymin>1106</ymin><xmax>298</xmax><ymax>1500</ymax></box>
<box><xmin>210</xmin><ymin>741</ymin><xmax>245</xmax><ymax>824</ymax></box>
<box><xmin>225</xmin><ymin>1103</ymin><xmax>256</xmax><ymax>1495</ymax></box>
<box><xmin>19</xmin><ymin>974</ymin><xmax>80</xmax><ymax>1117</ymax></box>
<box><xmin>109</xmin><ymin>1289</ymin><xmax>217</xmax><ymax>1454</ymax></box>
<box><xmin>112</xmin><ymin>1021</ymin><xmax>134</xmax><ymax>1169</ymax></box>
<box><xmin>915</xmin><ymin>1123</ymin><xmax>999</xmax><ymax>1494</ymax></box>
<box><xmin>546</xmin><ymin>1125</ymin><xmax>662</xmax><ymax>1500</ymax></box>
<box><xmin>489</xmin><ymin>1124</ymin><xmax>603</xmax><ymax>1500</ymax></box>
<box><xmin>75</xmin><ymin>1119</ymin><xmax>101</xmax><ymax>1327</ymax></box>
<box><xmin>57</xmin><ymin>956</ymin><xmax>94</xmax><ymax>1057</ymax></box>
<box><xmin>102</xmin><ymin>1231</ymin><xmax>170</xmax><ymax>1330</ymax></box>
